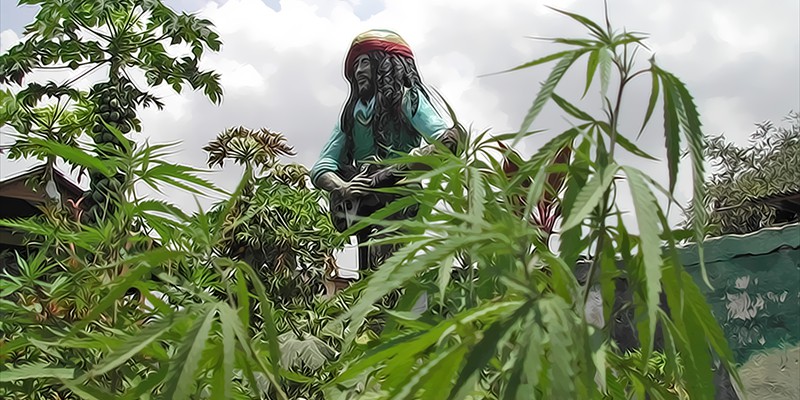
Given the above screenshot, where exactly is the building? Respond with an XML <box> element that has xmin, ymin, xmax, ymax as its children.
<box><xmin>0</xmin><ymin>164</ymin><xmax>85</xmax><ymax>267</ymax></box>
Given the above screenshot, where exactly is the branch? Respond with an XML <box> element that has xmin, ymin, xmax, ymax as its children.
<box><xmin>63</xmin><ymin>61</ymin><xmax>108</xmax><ymax>88</ymax></box>
<box><xmin>137</xmin><ymin>33</ymin><xmax>172</xmax><ymax>49</ymax></box>
<box><xmin>68</xmin><ymin>11</ymin><xmax>112</xmax><ymax>41</ymax></box>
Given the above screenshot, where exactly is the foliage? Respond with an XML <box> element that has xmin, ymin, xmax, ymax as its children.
<box><xmin>0</xmin><ymin>3</ymin><xmax>740</xmax><ymax>400</ymax></box>
<box><xmin>324</xmin><ymin>6</ymin><xmax>736</xmax><ymax>399</ymax></box>
<box><xmin>0</xmin><ymin>131</ymin><xmax>290</xmax><ymax>399</ymax></box>
<box><xmin>203</xmin><ymin>126</ymin><xmax>346</xmax><ymax>306</ymax></box>
<box><xmin>700</xmin><ymin>111</ymin><xmax>800</xmax><ymax>235</ymax></box>
<box><xmin>0</xmin><ymin>0</ymin><xmax>222</xmax><ymax>221</ymax></box>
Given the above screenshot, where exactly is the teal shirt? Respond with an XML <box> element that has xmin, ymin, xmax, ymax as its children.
<box><xmin>310</xmin><ymin>88</ymin><xmax>449</xmax><ymax>187</ymax></box>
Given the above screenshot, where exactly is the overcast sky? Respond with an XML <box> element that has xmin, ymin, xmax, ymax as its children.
<box><xmin>1</xmin><ymin>0</ymin><xmax>799</xmax><ymax>270</ymax></box>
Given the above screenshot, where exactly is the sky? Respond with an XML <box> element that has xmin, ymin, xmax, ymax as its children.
<box><xmin>1</xmin><ymin>0</ymin><xmax>799</xmax><ymax>272</ymax></box>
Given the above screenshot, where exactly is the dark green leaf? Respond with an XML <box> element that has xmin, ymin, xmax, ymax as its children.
<box><xmin>583</xmin><ymin>49</ymin><xmax>600</xmax><ymax>97</ymax></box>
<box><xmin>658</xmin><ymin>70</ymin><xmax>682</xmax><ymax>194</ymax></box>
<box><xmin>551</xmin><ymin>93</ymin><xmax>595</xmax><ymax>121</ymax></box>
<box><xmin>638</xmin><ymin>67</ymin><xmax>660</xmax><ymax>138</ymax></box>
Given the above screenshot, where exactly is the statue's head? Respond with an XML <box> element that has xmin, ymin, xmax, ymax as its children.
<box><xmin>344</xmin><ymin>30</ymin><xmax>414</xmax><ymax>101</ymax></box>
<box><xmin>341</xmin><ymin>30</ymin><xmax>430</xmax><ymax>160</ymax></box>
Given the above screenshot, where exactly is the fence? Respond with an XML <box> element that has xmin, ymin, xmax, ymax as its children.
<box><xmin>680</xmin><ymin>223</ymin><xmax>800</xmax><ymax>399</ymax></box>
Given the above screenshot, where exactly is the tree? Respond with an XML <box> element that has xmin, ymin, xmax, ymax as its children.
<box><xmin>701</xmin><ymin>111</ymin><xmax>800</xmax><ymax>235</ymax></box>
<box><xmin>0</xmin><ymin>4</ymin><xmax>741</xmax><ymax>400</ymax></box>
<box><xmin>0</xmin><ymin>0</ymin><xmax>222</xmax><ymax>222</ymax></box>
<box><xmin>203</xmin><ymin>126</ymin><xmax>346</xmax><ymax>306</ymax></box>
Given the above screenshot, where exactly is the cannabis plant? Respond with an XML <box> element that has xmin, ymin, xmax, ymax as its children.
<box><xmin>326</xmin><ymin>7</ymin><xmax>738</xmax><ymax>399</ymax></box>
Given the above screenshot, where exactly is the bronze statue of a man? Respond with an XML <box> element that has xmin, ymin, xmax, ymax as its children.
<box><xmin>310</xmin><ymin>29</ymin><xmax>462</xmax><ymax>271</ymax></box>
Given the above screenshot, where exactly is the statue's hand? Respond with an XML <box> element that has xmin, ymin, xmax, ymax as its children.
<box><xmin>337</xmin><ymin>172</ymin><xmax>372</xmax><ymax>198</ymax></box>
<box><xmin>369</xmin><ymin>165</ymin><xmax>403</xmax><ymax>188</ymax></box>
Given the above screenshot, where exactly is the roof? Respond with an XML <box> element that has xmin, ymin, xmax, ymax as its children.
<box><xmin>755</xmin><ymin>189</ymin><xmax>800</xmax><ymax>214</ymax></box>
<box><xmin>0</xmin><ymin>164</ymin><xmax>85</xmax><ymax>204</ymax></box>
<box><xmin>678</xmin><ymin>222</ymin><xmax>800</xmax><ymax>268</ymax></box>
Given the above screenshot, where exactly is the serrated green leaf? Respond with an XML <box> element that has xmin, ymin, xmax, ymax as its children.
<box><xmin>517</xmin><ymin>50</ymin><xmax>582</xmax><ymax>142</ymax></box>
<box><xmin>598</xmin><ymin>48</ymin><xmax>612</xmax><ymax>96</ymax></box>
<box><xmin>623</xmin><ymin>166</ymin><xmax>663</xmax><ymax>359</ymax></box>
<box><xmin>539</xmin><ymin>296</ymin><xmax>578</xmax><ymax>399</ymax></box>
<box><xmin>0</xmin><ymin>363</ymin><xmax>75</xmax><ymax>382</ymax></box>
<box><xmin>388</xmin><ymin>342</ymin><xmax>466</xmax><ymax>400</ymax></box>
<box><xmin>521</xmin><ymin>320</ymin><xmax>546</xmax><ymax>399</ymax></box>
<box><xmin>561</xmin><ymin>163</ymin><xmax>618</xmax><ymax>231</ymax></box>
<box><xmin>547</xmin><ymin>7</ymin><xmax>609</xmax><ymax>42</ymax></box>
<box><xmin>28</xmin><ymin>137</ymin><xmax>114</xmax><ymax>177</ymax></box>
<box><xmin>666</xmin><ymin>68</ymin><xmax>710</xmax><ymax>287</ymax></box>
<box><xmin>234</xmin><ymin>261</ymin><xmax>282</xmax><ymax>381</ymax></box>
<box><xmin>638</xmin><ymin>67</ymin><xmax>660</xmax><ymax>138</ymax></box>
<box><xmin>162</xmin><ymin>304</ymin><xmax>217</xmax><ymax>400</ymax></box>
<box><xmin>436</xmin><ymin>252</ymin><xmax>456</xmax><ymax>305</ymax></box>
<box><xmin>552</xmin><ymin>93</ymin><xmax>595</xmax><ymax>121</ymax></box>
<box><xmin>213</xmin><ymin>305</ymin><xmax>238</xmax><ymax>400</ymax></box>
<box><xmin>234</xmin><ymin>268</ymin><xmax>250</xmax><ymax>328</ymax></box>
<box><xmin>483</xmin><ymin>50</ymin><xmax>578</xmax><ymax>77</ymax></box>
<box><xmin>447</xmin><ymin>308</ymin><xmax>522</xmax><ymax>400</ymax></box>
<box><xmin>85</xmin><ymin>313</ymin><xmax>181</xmax><ymax>378</ymax></box>
<box><xmin>595</xmin><ymin>121</ymin><xmax>658</xmax><ymax>161</ymax></box>
<box><xmin>583</xmin><ymin>48</ymin><xmax>600</xmax><ymax>98</ymax></box>
<box><xmin>658</xmin><ymin>71</ymin><xmax>682</xmax><ymax>194</ymax></box>
<box><xmin>101</xmin><ymin>119</ymin><xmax>131</xmax><ymax>154</ymax></box>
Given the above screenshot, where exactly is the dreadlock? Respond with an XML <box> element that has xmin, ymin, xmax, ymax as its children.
<box><xmin>340</xmin><ymin>51</ymin><xmax>432</xmax><ymax>164</ymax></box>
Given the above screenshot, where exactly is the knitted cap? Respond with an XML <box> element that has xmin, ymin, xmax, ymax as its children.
<box><xmin>344</xmin><ymin>29</ymin><xmax>413</xmax><ymax>80</ymax></box>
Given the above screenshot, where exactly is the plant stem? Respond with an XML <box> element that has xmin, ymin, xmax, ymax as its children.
<box><xmin>583</xmin><ymin>53</ymin><xmax>628</xmax><ymax>307</ymax></box>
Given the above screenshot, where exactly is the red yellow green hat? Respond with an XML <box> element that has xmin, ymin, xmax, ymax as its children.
<box><xmin>344</xmin><ymin>29</ymin><xmax>413</xmax><ymax>80</ymax></box>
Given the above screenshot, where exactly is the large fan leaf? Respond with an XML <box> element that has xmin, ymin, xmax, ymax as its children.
<box><xmin>84</xmin><ymin>312</ymin><xmax>184</xmax><ymax>378</ymax></box>
<box><xmin>517</xmin><ymin>50</ymin><xmax>582</xmax><ymax>142</ymax></box>
<box><xmin>623</xmin><ymin>166</ymin><xmax>663</xmax><ymax>358</ymax></box>
<box><xmin>162</xmin><ymin>304</ymin><xmax>217</xmax><ymax>400</ymax></box>
<box><xmin>561</xmin><ymin>163</ymin><xmax>618</xmax><ymax>231</ymax></box>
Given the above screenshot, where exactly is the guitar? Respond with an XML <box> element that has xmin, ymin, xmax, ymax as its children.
<box><xmin>328</xmin><ymin>164</ymin><xmax>419</xmax><ymax>233</ymax></box>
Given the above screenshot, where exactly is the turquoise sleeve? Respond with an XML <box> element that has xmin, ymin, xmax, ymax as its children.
<box><xmin>405</xmin><ymin>90</ymin><xmax>449</xmax><ymax>142</ymax></box>
<box><xmin>310</xmin><ymin>122</ymin><xmax>345</xmax><ymax>188</ymax></box>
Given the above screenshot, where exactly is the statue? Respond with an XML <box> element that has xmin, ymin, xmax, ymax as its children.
<box><xmin>310</xmin><ymin>29</ymin><xmax>463</xmax><ymax>271</ymax></box>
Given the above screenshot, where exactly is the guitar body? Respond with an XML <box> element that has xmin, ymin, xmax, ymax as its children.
<box><xmin>328</xmin><ymin>164</ymin><xmax>419</xmax><ymax>233</ymax></box>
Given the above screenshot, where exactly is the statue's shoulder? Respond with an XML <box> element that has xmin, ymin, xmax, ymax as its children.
<box><xmin>401</xmin><ymin>87</ymin><xmax>421</xmax><ymax>116</ymax></box>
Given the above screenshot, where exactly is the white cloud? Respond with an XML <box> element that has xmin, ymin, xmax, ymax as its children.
<box><xmin>701</xmin><ymin>96</ymin><xmax>756</xmax><ymax>145</ymax></box>
<box><xmin>0</xmin><ymin>30</ymin><xmax>20</xmax><ymax>53</ymax></box>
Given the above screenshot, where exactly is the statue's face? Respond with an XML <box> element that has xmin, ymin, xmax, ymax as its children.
<box><xmin>354</xmin><ymin>54</ymin><xmax>373</xmax><ymax>100</ymax></box>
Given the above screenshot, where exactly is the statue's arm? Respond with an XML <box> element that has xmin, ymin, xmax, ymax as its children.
<box><xmin>369</xmin><ymin>126</ymin><xmax>465</xmax><ymax>188</ymax></box>
<box><xmin>311</xmin><ymin>123</ymin><xmax>346</xmax><ymax>190</ymax></box>
<box><xmin>312</xmin><ymin>123</ymin><xmax>373</xmax><ymax>195</ymax></box>
<box><xmin>315</xmin><ymin>170</ymin><xmax>346</xmax><ymax>192</ymax></box>
<box><xmin>411</xmin><ymin>126</ymin><xmax>463</xmax><ymax>156</ymax></box>
<box><xmin>406</xmin><ymin>88</ymin><xmax>465</xmax><ymax>159</ymax></box>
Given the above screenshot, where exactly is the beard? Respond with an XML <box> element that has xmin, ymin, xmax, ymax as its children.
<box><xmin>357</xmin><ymin>78</ymin><xmax>374</xmax><ymax>102</ymax></box>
